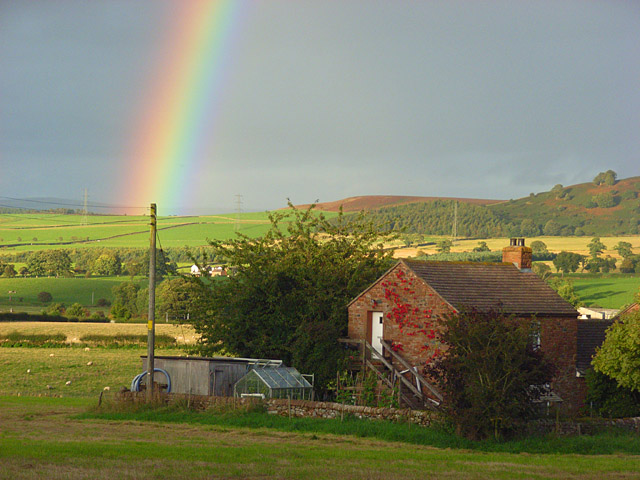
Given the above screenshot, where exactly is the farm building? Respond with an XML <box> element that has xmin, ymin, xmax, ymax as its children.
<box><xmin>578</xmin><ymin>306</ymin><xmax>619</xmax><ymax>320</ymax></box>
<box><xmin>140</xmin><ymin>356</ymin><xmax>285</xmax><ymax>396</ymax></box>
<box><xmin>346</xmin><ymin>238</ymin><xmax>592</xmax><ymax>412</ymax></box>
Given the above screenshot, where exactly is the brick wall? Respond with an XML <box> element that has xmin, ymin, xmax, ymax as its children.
<box><xmin>348</xmin><ymin>262</ymin><xmax>454</xmax><ymax>367</ymax></box>
<box><xmin>348</xmin><ymin>262</ymin><xmax>584</xmax><ymax>412</ymax></box>
<box><xmin>541</xmin><ymin>316</ymin><xmax>585</xmax><ymax>412</ymax></box>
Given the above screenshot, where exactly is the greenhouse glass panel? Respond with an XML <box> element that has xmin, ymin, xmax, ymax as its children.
<box><xmin>234</xmin><ymin>367</ymin><xmax>313</xmax><ymax>400</ymax></box>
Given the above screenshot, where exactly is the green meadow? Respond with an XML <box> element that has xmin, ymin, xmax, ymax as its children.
<box><xmin>571</xmin><ymin>274</ymin><xmax>639</xmax><ymax>309</ymax></box>
<box><xmin>0</xmin><ymin>211</ymin><xmax>316</xmax><ymax>251</ymax></box>
<box><xmin>1</xmin><ymin>395</ymin><xmax>639</xmax><ymax>479</ymax></box>
<box><xmin>0</xmin><ymin>277</ymin><xmax>147</xmax><ymax>310</ymax></box>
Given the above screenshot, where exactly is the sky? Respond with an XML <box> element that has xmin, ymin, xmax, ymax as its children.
<box><xmin>1</xmin><ymin>0</ymin><xmax>639</xmax><ymax>215</ymax></box>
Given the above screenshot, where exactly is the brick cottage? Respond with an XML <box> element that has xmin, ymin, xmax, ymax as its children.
<box><xmin>347</xmin><ymin>239</ymin><xmax>587</xmax><ymax>412</ymax></box>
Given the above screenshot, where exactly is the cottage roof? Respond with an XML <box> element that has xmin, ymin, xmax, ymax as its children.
<box><xmin>401</xmin><ymin>259</ymin><xmax>578</xmax><ymax>317</ymax></box>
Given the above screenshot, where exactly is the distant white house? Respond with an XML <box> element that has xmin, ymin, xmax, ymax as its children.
<box><xmin>191</xmin><ymin>264</ymin><xmax>227</xmax><ymax>277</ymax></box>
<box><xmin>577</xmin><ymin>306</ymin><xmax>620</xmax><ymax>320</ymax></box>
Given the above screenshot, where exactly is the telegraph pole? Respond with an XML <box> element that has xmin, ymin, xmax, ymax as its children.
<box><xmin>146</xmin><ymin>203</ymin><xmax>157</xmax><ymax>401</ymax></box>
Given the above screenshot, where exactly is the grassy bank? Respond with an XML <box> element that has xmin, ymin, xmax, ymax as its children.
<box><xmin>1</xmin><ymin>396</ymin><xmax>639</xmax><ymax>480</ymax></box>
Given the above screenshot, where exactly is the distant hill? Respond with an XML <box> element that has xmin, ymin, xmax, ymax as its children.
<box><xmin>297</xmin><ymin>195</ymin><xmax>501</xmax><ymax>212</ymax></box>
<box><xmin>489</xmin><ymin>175</ymin><xmax>640</xmax><ymax>236</ymax></box>
<box><xmin>0</xmin><ymin>197</ymin><xmax>114</xmax><ymax>214</ymax></box>
<box><xmin>325</xmin><ymin>175</ymin><xmax>640</xmax><ymax>238</ymax></box>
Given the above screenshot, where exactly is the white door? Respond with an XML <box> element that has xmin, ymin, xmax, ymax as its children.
<box><xmin>371</xmin><ymin>312</ymin><xmax>384</xmax><ymax>357</ymax></box>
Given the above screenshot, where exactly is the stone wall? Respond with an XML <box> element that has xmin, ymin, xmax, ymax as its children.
<box><xmin>266</xmin><ymin>399</ymin><xmax>436</xmax><ymax>426</ymax></box>
<box><xmin>116</xmin><ymin>391</ymin><xmax>640</xmax><ymax>435</ymax></box>
<box><xmin>117</xmin><ymin>391</ymin><xmax>437</xmax><ymax>426</ymax></box>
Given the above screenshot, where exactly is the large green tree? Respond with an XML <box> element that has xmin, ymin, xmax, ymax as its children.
<box><xmin>425</xmin><ymin>309</ymin><xmax>555</xmax><ymax>440</ymax></box>
<box><xmin>156</xmin><ymin>277</ymin><xmax>210</xmax><ymax>322</ymax></box>
<box><xmin>613</xmin><ymin>241</ymin><xmax>633</xmax><ymax>259</ymax></box>
<box><xmin>27</xmin><ymin>250</ymin><xmax>72</xmax><ymax>277</ymax></box>
<box><xmin>552</xmin><ymin>251</ymin><xmax>582</xmax><ymax>274</ymax></box>
<box><xmin>189</xmin><ymin>203</ymin><xmax>395</xmax><ymax>393</ymax></box>
<box><xmin>592</xmin><ymin>311</ymin><xmax>640</xmax><ymax>392</ymax></box>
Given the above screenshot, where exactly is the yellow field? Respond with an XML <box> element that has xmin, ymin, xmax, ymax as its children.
<box><xmin>393</xmin><ymin>235</ymin><xmax>640</xmax><ymax>258</ymax></box>
<box><xmin>0</xmin><ymin>321</ymin><xmax>198</xmax><ymax>345</ymax></box>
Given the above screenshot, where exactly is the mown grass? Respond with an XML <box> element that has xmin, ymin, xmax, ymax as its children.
<box><xmin>571</xmin><ymin>274</ymin><xmax>639</xmax><ymax>308</ymax></box>
<box><xmin>0</xmin><ymin>276</ymin><xmax>147</xmax><ymax>308</ymax></box>
<box><xmin>83</xmin><ymin>406</ymin><xmax>640</xmax><ymax>456</ymax></box>
<box><xmin>0</xmin><ymin>347</ymin><xmax>186</xmax><ymax>397</ymax></box>
<box><xmin>0</xmin><ymin>396</ymin><xmax>638</xmax><ymax>480</ymax></box>
<box><xmin>0</xmin><ymin>321</ymin><xmax>197</xmax><ymax>345</ymax></box>
<box><xmin>0</xmin><ymin>332</ymin><xmax>177</xmax><ymax>348</ymax></box>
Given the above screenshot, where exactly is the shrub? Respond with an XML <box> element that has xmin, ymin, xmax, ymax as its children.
<box><xmin>46</xmin><ymin>303</ymin><xmax>65</xmax><ymax>316</ymax></box>
<box><xmin>96</xmin><ymin>298</ymin><xmax>111</xmax><ymax>307</ymax></box>
<box><xmin>585</xmin><ymin>369</ymin><xmax>640</xmax><ymax>418</ymax></box>
<box><xmin>425</xmin><ymin>309</ymin><xmax>555</xmax><ymax>440</ymax></box>
<box><xmin>37</xmin><ymin>291</ymin><xmax>53</xmax><ymax>303</ymax></box>
<box><xmin>66</xmin><ymin>302</ymin><xmax>87</xmax><ymax>318</ymax></box>
<box><xmin>593</xmin><ymin>192</ymin><xmax>616</xmax><ymax>208</ymax></box>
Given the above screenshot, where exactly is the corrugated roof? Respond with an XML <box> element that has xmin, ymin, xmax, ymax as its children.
<box><xmin>402</xmin><ymin>259</ymin><xmax>578</xmax><ymax>317</ymax></box>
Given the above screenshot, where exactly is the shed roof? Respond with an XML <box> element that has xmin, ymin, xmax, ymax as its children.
<box><xmin>401</xmin><ymin>259</ymin><xmax>578</xmax><ymax>317</ymax></box>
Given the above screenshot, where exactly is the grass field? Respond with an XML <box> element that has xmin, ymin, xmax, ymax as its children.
<box><xmin>571</xmin><ymin>274</ymin><xmax>639</xmax><ymax>308</ymax></box>
<box><xmin>2</xmin><ymin>270</ymin><xmax>637</xmax><ymax>314</ymax></box>
<box><xmin>0</xmin><ymin>276</ymin><xmax>147</xmax><ymax>310</ymax></box>
<box><xmin>1</xmin><ymin>322</ymin><xmax>640</xmax><ymax>479</ymax></box>
<box><xmin>0</xmin><ymin>211</ymin><xmax>339</xmax><ymax>252</ymax></box>
<box><xmin>0</xmin><ymin>321</ymin><xmax>197</xmax><ymax>345</ymax></box>
<box><xmin>1</xmin><ymin>397</ymin><xmax>639</xmax><ymax>479</ymax></box>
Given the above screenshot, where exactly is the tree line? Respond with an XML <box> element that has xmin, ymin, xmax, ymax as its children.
<box><xmin>0</xmin><ymin>245</ymin><xmax>224</xmax><ymax>278</ymax></box>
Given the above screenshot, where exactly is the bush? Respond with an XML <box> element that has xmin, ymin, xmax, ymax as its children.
<box><xmin>66</xmin><ymin>302</ymin><xmax>87</xmax><ymax>318</ymax></box>
<box><xmin>96</xmin><ymin>298</ymin><xmax>111</xmax><ymax>307</ymax></box>
<box><xmin>425</xmin><ymin>309</ymin><xmax>555</xmax><ymax>440</ymax></box>
<box><xmin>585</xmin><ymin>369</ymin><xmax>640</xmax><ymax>418</ymax></box>
<box><xmin>37</xmin><ymin>291</ymin><xmax>53</xmax><ymax>303</ymax></box>
<box><xmin>46</xmin><ymin>303</ymin><xmax>65</xmax><ymax>316</ymax></box>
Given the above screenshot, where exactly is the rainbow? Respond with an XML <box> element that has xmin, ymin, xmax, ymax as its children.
<box><xmin>124</xmin><ymin>0</ymin><xmax>247</xmax><ymax>214</ymax></box>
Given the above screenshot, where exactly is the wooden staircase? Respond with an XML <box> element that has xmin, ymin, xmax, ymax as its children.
<box><xmin>339</xmin><ymin>338</ymin><xmax>443</xmax><ymax>410</ymax></box>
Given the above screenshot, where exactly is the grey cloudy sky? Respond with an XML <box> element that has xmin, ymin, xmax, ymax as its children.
<box><xmin>1</xmin><ymin>0</ymin><xmax>639</xmax><ymax>214</ymax></box>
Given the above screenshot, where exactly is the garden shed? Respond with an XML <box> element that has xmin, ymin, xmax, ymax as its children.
<box><xmin>140</xmin><ymin>355</ymin><xmax>282</xmax><ymax>396</ymax></box>
<box><xmin>234</xmin><ymin>367</ymin><xmax>314</xmax><ymax>400</ymax></box>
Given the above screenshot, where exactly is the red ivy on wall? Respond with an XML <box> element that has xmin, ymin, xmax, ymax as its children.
<box><xmin>380</xmin><ymin>268</ymin><xmax>445</xmax><ymax>362</ymax></box>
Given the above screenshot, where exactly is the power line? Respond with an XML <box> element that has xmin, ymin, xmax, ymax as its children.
<box><xmin>0</xmin><ymin>195</ymin><xmax>147</xmax><ymax>211</ymax></box>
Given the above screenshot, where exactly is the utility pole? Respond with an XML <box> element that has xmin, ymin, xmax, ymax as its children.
<box><xmin>146</xmin><ymin>203</ymin><xmax>157</xmax><ymax>401</ymax></box>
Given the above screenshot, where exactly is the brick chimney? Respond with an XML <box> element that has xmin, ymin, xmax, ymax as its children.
<box><xmin>502</xmin><ymin>238</ymin><xmax>532</xmax><ymax>272</ymax></box>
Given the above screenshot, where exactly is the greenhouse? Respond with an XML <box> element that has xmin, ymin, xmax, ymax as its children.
<box><xmin>234</xmin><ymin>367</ymin><xmax>314</xmax><ymax>400</ymax></box>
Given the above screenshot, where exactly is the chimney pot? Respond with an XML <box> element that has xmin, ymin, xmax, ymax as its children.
<box><xmin>503</xmin><ymin>238</ymin><xmax>532</xmax><ymax>271</ymax></box>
